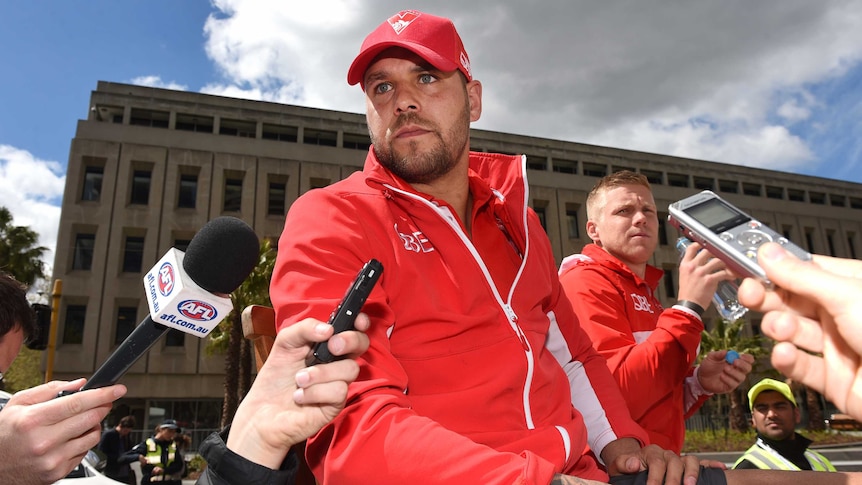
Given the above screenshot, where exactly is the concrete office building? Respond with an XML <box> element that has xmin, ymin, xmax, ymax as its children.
<box><xmin>51</xmin><ymin>81</ymin><xmax>862</xmax><ymax>438</ymax></box>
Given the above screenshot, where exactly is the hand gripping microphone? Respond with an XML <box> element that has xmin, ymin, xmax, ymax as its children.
<box><xmin>77</xmin><ymin>216</ymin><xmax>260</xmax><ymax>392</ymax></box>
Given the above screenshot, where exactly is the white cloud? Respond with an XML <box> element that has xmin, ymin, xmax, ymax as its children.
<box><xmin>0</xmin><ymin>145</ymin><xmax>65</xmax><ymax>266</ymax></box>
<box><xmin>199</xmin><ymin>1</ymin><xmax>862</xmax><ymax>179</ymax></box>
<box><xmin>129</xmin><ymin>75</ymin><xmax>189</xmax><ymax>91</ymax></box>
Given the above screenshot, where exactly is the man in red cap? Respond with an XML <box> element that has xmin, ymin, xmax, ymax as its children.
<box><xmin>270</xmin><ymin>9</ymin><xmax>715</xmax><ymax>485</ymax></box>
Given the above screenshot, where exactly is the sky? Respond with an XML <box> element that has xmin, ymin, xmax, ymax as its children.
<box><xmin>2</xmin><ymin>1</ymin><xmax>862</xmax><ymax>269</ymax></box>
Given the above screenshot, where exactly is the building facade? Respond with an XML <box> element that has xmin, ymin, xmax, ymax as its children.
<box><xmin>52</xmin><ymin>81</ymin><xmax>862</xmax><ymax>439</ymax></box>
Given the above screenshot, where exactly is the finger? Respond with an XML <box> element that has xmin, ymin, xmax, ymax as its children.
<box><xmin>293</xmin><ymin>380</ymin><xmax>350</xmax><ymax>406</ymax></box>
<box><xmin>698</xmin><ymin>459</ymin><xmax>727</xmax><ymax>469</ymax></box>
<box><xmin>295</xmin><ymin>359</ymin><xmax>360</xmax><ymax>389</ymax></box>
<box><xmin>811</xmin><ymin>254</ymin><xmax>862</xmax><ymax>279</ymax></box>
<box><xmin>761</xmin><ymin>312</ymin><xmax>824</xmax><ymax>354</ymax></box>
<box><xmin>8</xmin><ymin>379</ymin><xmax>87</xmax><ymax>406</ymax></box>
<box><xmin>770</xmin><ymin>342</ymin><xmax>825</xmax><ymax>392</ymax></box>
<box><xmin>759</xmin><ymin>243</ymin><xmax>861</xmax><ymax>310</ymax></box>
<box><xmin>682</xmin><ymin>456</ymin><xmax>703</xmax><ymax>485</ymax></box>
<box><xmin>275</xmin><ymin>319</ymin><xmax>334</xmax><ymax>353</ymax></box>
<box><xmin>326</xmin><ymin>328</ymin><xmax>370</xmax><ymax>359</ymax></box>
<box><xmin>642</xmin><ymin>449</ymin><xmax>675</xmax><ymax>485</ymax></box>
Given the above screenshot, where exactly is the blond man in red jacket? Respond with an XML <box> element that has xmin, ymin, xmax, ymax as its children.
<box><xmin>559</xmin><ymin>171</ymin><xmax>754</xmax><ymax>453</ymax></box>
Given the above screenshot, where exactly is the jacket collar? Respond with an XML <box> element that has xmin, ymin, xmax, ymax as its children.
<box><xmin>578</xmin><ymin>243</ymin><xmax>664</xmax><ymax>290</ymax></box>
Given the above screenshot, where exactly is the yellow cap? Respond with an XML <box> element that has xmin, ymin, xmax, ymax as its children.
<box><xmin>748</xmin><ymin>378</ymin><xmax>796</xmax><ymax>410</ymax></box>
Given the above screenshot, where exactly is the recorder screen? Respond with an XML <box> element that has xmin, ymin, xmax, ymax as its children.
<box><xmin>685</xmin><ymin>198</ymin><xmax>750</xmax><ymax>233</ymax></box>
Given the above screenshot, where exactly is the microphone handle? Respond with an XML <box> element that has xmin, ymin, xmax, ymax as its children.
<box><xmin>80</xmin><ymin>316</ymin><xmax>170</xmax><ymax>391</ymax></box>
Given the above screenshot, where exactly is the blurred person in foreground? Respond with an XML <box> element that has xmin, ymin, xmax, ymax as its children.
<box><xmin>558</xmin><ymin>171</ymin><xmax>754</xmax><ymax>453</ymax></box>
<box><xmin>195</xmin><ymin>315</ymin><xmax>370</xmax><ymax>485</ymax></box>
<box><xmin>738</xmin><ymin>243</ymin><xmax>862</xmax><ymax>423</ymax></box>
<box><xmin>0</xmin><ymin>271</ymin><xmax>127</xmax><ymax>484</ymax></box>
<box><xmin>733</xmin><ymin>378</ymin><xmax>835</xmax><ymax>471</ymax></box>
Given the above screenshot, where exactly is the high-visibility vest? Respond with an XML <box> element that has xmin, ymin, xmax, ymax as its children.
<box><xmin>733</xmin><ymin>438</ymin><xmax>836</xmax><ymax>471</ymax></box>
<box><xmin>144</xmin><ymin>438</ymin><xmax>177</xmax><ymax>468</ymax></box>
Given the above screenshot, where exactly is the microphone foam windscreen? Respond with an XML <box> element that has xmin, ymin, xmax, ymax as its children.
<box><xmin>182</xmin><ymin>216</ymin><xmax>260</xmax><ymax>294</ymax></box>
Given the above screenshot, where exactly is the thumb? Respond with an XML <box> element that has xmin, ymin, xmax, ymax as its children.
<box><xmin>614</xmin><ymin>454</ymin><xmax>644</xmax><ymax>474</ymax></box>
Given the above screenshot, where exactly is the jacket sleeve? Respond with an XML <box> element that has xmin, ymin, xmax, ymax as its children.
<box><xmin>558</xmin><ymin>265</ymin><xmax>703</xmax><ymax>421</ymax></box>
<box><xmin>270</xmin><ymin>191</ymin><xmax>558</xmax><ymax>485</ymax></box>
<box><xmin>543</xmin><ymin>252</ymin><xmax>649</xmax><ymax>458</ymax></box>
<box><xmin>196</xmin><ymin>429</ymin><xmax>297</xmax><ymax>485</ymax></box>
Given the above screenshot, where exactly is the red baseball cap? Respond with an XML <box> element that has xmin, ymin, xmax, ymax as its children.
<box><xmin>347</xmin><ymin>10</ymin><xmax>472</xmax><ymax>88</ymax></box>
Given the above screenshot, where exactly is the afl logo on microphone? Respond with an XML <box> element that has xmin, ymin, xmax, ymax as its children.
<box><xmin>178</xmin><ymin>300</ymin><xmax>218</xmax><ymax>322</ymax></box>
<box><xmin>158</xmin><ymin>263</ymin><xmax>175</xmax><ymax>296</ymax></box>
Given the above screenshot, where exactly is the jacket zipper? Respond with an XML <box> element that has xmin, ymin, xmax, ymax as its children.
<box><xmin>382</xmin><ymin>182</ymin><xmax>538</xmax><ymax>428</ymax></box>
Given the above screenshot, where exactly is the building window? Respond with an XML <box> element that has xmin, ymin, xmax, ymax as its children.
<box><xmin>787</xmin><ymin>189</ymin><xmax>805</xmax><ymax>202</ymax></box>
<box><xmin>641</xmin><ymin>170</ymin><xmax>663</xmax><ymax>185</ymax></box>
<box><xmin>303</xmin><ymin>128</ymin><xmax>337</xmax><ymax>147</ymax></box>
<box><xmin>533</xmin><ymin>205</ymin><xmax>547</xmax><ymax>231</ymax></box>
<box><xmin>693</xmin><ymin>177</ymin><xmax>713</xmax><ymax>190</ymax></box>
<box><xmin>122</xmin><ymin>236</ymin><xmax>145</xmax><ymax>273</ymax></box>
<box><xmin>176</xmin><ymin>114</ymin><xmax>214</xmax><ymax>133</ymax></box>
<box><xmin>766</xmin><ymin>186</ymin><xmax>785</xmax><ymax>200</ymax></box>
<box><xmin>658</xmin><ymin>212</ymin><xmax>669</xmax><ymax>246</ymax></box>
<box><xmin>718</xmin><ymin>179</ymin><xmax>738</xmax><ymax>193</ymax></box>
<box><xmin>850</xmin><ymin>197</ymin><xmax>862</xmax><ymax>210</ymax></box>
<box><xmin>72</xmin><ymin>234</ymin><xmax>96</xmax><ymax>270</ymax></box>
<box><xmin>582</xmin><ymin>162</ymin><xmax>607</xmax><ymax>178</ymax></box>
<box><xmin>663</xmin><ymin>268</ymin><xmax>676</xmax><ymax>299</ymax></box>
<box><xmin>343</xmin><ymin>132</ymin><xmax>371</xmax><ymax>150</ymax></box>
<box><xmin>115</xmin><ymin>306</ymin><xmax>137</xmax><ymax>345</ymax></box>
<box><xmin>742</xmin><ymin>183</ymin><xmax>761</xmax><ymax>196</ymax></box>
<box><xmin>826</xmin><ymin>231</ymin><xmax>836</xmax><ymax>256</ymax></box>
<box><xmin>174</xmin><ymin>239</ymin><xmax>192</xmax><ymax>252</ymax></box>
<box><xmin>809</xmin><ymin>192</ymin><xmax>826</xmax><ymax>205</ymax></box>
<box><xmin>553</xmin><ymin>159</ymin><xmax>577</xmax><ymax>174</ymax></box>
<box><xmin>178</xmin><ymin>174</ymin><xmax>197</xmax><ymax>208</ymax></box>
<box><xmin>81</xmin><ymin>165</ymin><xmax>104</xmax><ymax>202</ymax></box>
<box><xmin>565</xmin><ymin>205</ymin><xmax>580</xmax><ymax>239</ymax></box>
<box><xmin>223</xmin><ymin>177</ymin><xmax>243</xmax><ymax>212</ymax></box>
<box><xmin>130</xmin><ymin>170</ymin><xmax>151</xmax><ymax>205</ymax></box>
<box><xmin>219</xmin><ymin>118</ymin><xmax>256</xmax><ymax>138</ymax></box>
<box><xmin>804</xmin><ymin>229</ymin><xmax>815</xmax><ymax>253</ymax></box>
<box><xmin>849</xmin><ymin>233</ymin><xmax>857</xmax><ymax>259</ymax></box>
<box><xmin>165</xmin><ymin>329</ymin><xmax>185</xmax><ymax>347</ymax></box>
<box><xmin>129</xmin><ymin>108</ymin><xmax>169</xmax><ymax>128</ymax></box>
<box><xmin>782</xmin><ymin>225</ymin><xmax>792</xmax><ymax>240</ymax></box>
<box><xmin>667</xmin><ymin>173</ymin><xmax>689</xmax><ymax>187</ymax></box>
<box><xmin>526</xmin><ymin>154</ymin><xmax>547</xmax><ymax>171</ymax></box>
<box><xmin>267</xmin><ymin>181</ymin><xmax>286</xmax><ymax>216</ymax></box>
<box><xmin>612</xmin><ymin>166</ymin><xmax>635</xmax><ymax>174</ymax></box>
<box><xmin>63</xmin><ymin>305</ymin><xmax>86</xmax><ymax>344</ymax></box>
<box><xmin>830</xmin><ymin>194</ymin><xmax>846</xmax><ymax>207</ymax></box>
<box><xmin>310</xmin><ymin>177</ymin><xmax>330</xmax><ymax>189</ymax></box>
<box><xmin>262</xmin><ymin>123</ymin><xmax>298</xmax><ymax>142</ymax></box>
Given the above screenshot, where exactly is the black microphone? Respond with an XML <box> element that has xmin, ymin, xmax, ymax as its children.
<box><xmin>76</xmin><ymin>216</ymin><xmax>259</xmax><ymax>392</ymax></box>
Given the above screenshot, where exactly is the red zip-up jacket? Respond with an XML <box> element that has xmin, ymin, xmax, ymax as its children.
<box><xmin>270</xmin><ymin>150</ymin><xmax>647</xmax><ymax>484</ymax></box>
<box><xmin>558</xmin><ymin>244</ymin><xmax>711</xmax><ymax>453</ymax></box>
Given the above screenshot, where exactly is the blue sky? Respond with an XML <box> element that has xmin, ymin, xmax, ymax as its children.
<box><xmin>2</xmin><ymin>1</ymin><xmax>862</xmax><ymax>268</ymax></box>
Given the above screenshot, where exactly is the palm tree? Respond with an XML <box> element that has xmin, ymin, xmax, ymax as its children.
<box><xmin>0</xmin><ymin>206</ymin><xmax>47</xmax><ymax>285</ymax></box>
<box><xmin>207</xmin><ymin>238</ymin><xmax>277</xmax><ymax>427</ymax></box>
<box><xmin>698</xmin><ymin>317</ymin><xmax>766</xmax><ymax>431</ymax></box>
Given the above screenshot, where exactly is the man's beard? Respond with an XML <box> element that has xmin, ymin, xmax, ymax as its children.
<box><xmin>371</xmin><ymin>103</ymin><xmax>471</xmax><ymax>185</ymax></box>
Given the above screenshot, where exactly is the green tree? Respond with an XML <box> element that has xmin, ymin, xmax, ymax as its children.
<box><xmin>207</xmin><ymin>238</ymin><xmax>277</xmax><ymax>428</ymax></box>
<box><xmin>698</xmin><ymin>317</ymin><xmax>766</xmax><ymax>431</ymax></box>
<box><xmin>0</xmin><ymin>206</ymin><xmax>47</xmax><ymax>285</ymax></box>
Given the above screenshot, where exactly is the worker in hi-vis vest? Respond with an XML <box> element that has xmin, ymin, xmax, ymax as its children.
<box><xmin>124</xmin><ymin>418</ymin><xmax>184</xmax><ymax>483</ymax></box>
<box><xmin>734</xmin><ymin>378</ymin><xmax>835</xmax><ymax>471</ymax></box>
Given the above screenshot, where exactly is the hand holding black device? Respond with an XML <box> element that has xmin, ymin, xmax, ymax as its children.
<box><xmin>306</xmin><ymin>259</ymin><xmax>383</xmax><ymax>366</ymax></box>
